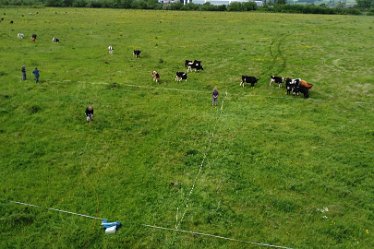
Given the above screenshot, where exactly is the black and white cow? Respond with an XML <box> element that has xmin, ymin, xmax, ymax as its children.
<box><xmin>175</xmin><ymin>72</ymin><xmax>187</xmax><ymax>82</ymax></box>
<box><xmin>285</xmin><ymin>78</ymin><xmax>294</xmax><ymax>95</ymax></box>
<box><xmin>192</xmin><ymin>60</ymin><xmax>203</xmax><ymax>71</ymax></box>
<box><xmin>31</xmin><ymin>34</ymin><xmax>37</xmax><ymax>42</ymax></box>
<box><xmin>240</xmin><ymin>75</ymin><xmax>258</xmax><ymax>87</ymax></box>
<box><xmin>185</xmin><ymin>60</ymin><xmax>193</xmax><ymax>68</ymax></box>
<box><xmin>52</xmin><ymin>37</ymin><xmax>60</xmax><ymax>43</ymax></box>
<box><xmin>285</xmin><ymin>78</ymin><xmax>309</xmax><ymax>98</ymax></box>
<box><xmin>17</xmin><ymin>33</ymin><xmax>24</xmax><ymax>39</ymax></box>
<box><xmin>133</xmin><ymin>50</ymin><xmax>141</xmax><ymax>58</ymax></box>
<box><xmin>185</xmin><ymin>60</ymin><xmax>203</xmax><ymax>72</ymax></box>
<box><xmin>285</xmin><ymin>78</ymin><xmax>300</xmax><ymax>95</ymax></box>
<box><xmin>269</xmin><ymin>75</ymin><xmax>283</xmax><ymax>87</ymax></box>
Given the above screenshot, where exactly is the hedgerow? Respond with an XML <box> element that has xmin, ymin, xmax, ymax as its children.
<box><xmin>0</xmin><ymin>0</ymin><xmax>367</xmax><ymax>15</ymax></box>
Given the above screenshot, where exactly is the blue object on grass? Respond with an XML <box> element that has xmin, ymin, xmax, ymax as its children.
<box><xmin>101</xmin><ymin>219</ymin><xmax>121</xmax><ymax>229</ymax></box>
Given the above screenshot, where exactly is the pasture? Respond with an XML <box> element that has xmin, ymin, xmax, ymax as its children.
<box><xmin>0</xmin><ymin>8</ymin><xmax>373</xmax><ymax>249</ymax></box>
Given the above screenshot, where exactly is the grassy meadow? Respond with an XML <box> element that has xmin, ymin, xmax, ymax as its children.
<box><xmin>0</xmin><ymin>8</ymin><xmax>373</xmax><ymax>249</ymax></box>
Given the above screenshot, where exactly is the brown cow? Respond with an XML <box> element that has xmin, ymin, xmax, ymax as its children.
<box><xmin>300</xmin><ymin>79</ymin><xmax>313</xmax><ymax>89</ymax></box>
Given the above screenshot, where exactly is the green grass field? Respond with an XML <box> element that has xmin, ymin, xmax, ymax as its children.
<box><xmin>0</xmin><ymin>8</ymin><xmax>373</xmax><ymax>249</ymax></box>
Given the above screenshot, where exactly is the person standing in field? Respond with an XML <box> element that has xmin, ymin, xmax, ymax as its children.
<box><xmin>32</xmin><ymin>67</ymin><xmax>40</xmax><ymax>83</ymax></box>
<box><xmin>85</xmin><ymin>105</ymin><xmax>94</xmax><ymax>122</ymax></box>
<box><xmin>21</xmin><ymin>65</ymin><xmax>26</xmax><ymax>81</ymax></box>
<box><xmin>212</xmin><ymin>87</ymin><xmax>219</xmax><ymax>106</ymax></box>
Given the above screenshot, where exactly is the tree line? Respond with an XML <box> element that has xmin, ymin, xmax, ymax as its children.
<box><xmin>0</xmin><ymin>0</ymin><xmax>373</xmax><ymax>15</ymax></box>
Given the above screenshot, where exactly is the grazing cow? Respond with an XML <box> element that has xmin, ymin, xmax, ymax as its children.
<box><xmin>285</xmin><ymin>78</ymin><xmax>294</xmax><ymax>95</ymax></box>
<box><xmin>133</xmin><ymin>50</ymin><xmax>141</xmax><ymax>58</ymax></box>
<box><xmin>269</xmin><ymin>75</ymin><xmax>283</xmax><ymax>87</ymax></box>
<box><xmin>191</xmin><ymin>60</ymin><xmax>203</xmax><ymax>71</ymax></box>
<box><xmin>240</xmin><ymin>75</ymin><xmax>258</xmax><ymax>87</ymax></box>
<box><xmin>152</xmin><ymin>71</ymin><xmax>160</xmax><ymax>83</ymax></box>
<box><xmin>285</xmin><ymin>78</ymin><xmax>311</xmax><ymax>98</ymax></box>
<box><xmin>285</xmin><ymin>78</ymin><xmax>300</xmax><ymax>95</ymax></box>
<box><xmin>31</xmin><ymin>34</ymin><xmax>37</xmax><ymax>42</ymax></box>
<box><xmin>299</xmin><ymin>79</ymin><xmax>313</xmax><ymax>89</ymax></box>
<box><xmin>108</xmin><ymin>45</ymin><xmax>113</xmax><ymax>54</ymax></box>
<box><xmin>175</xmin><ymin>72</ymin><xmax>187</xmax><ymax>82</ymax></box>
<box><xmin>185</xmin><ymin>60</ymin><xmax>193</xmax><ymax>68</ymax></box>
<box><xmin>294</xmin><ymin>84</ymin><xmax>310</xmax><ymax>98</ymax></box>
<box><xmin>297</xmin><ymin>79</ymin><xmax>312</xmax><ymax>98</ymax></box>
<box><xmin>52</xmin><ymin>37</ymin><xmax>60</xmax><ymax>43</ymax></box>
<box><xmin>10</xmin><ymin>20</ymin><xmax>13</xmax><ymax>24</ymax></box>
<box><xmin>17</xmin><ymin>33</ymin><xmax>24</xmax><ymax>39</ymax></box>
<box><xmin>185</xmin><ymin>60</ymin><xmax>203</xmax><ymax>72</ymax></box>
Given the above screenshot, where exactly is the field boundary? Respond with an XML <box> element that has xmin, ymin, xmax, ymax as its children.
<box><xmin>143</xmin><ymin>224</ymin><xmax>295</xmax><ymax>249</ymax></box>
<box><xmin>8</xmin><ymin>200</ymin><xmax>295</xmax><ymax>249</ymax></box>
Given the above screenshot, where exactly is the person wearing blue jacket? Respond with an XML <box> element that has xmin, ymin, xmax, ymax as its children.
<box><xmin>32</xmin><ymin>67</ymin><xmax>40</xmax><ymax>83</ymax></box>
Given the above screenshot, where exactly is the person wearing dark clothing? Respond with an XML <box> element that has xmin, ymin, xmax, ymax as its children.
<box><xmin>21</xmin><ymin>65</ymin><xmax>26</xmax><ymax>80</ymax></box>
<box><xmin>85</xmin><ymin>105</ymin><xmax>94</xmax><ymax>122</ymax></box>
<box><xmin>212</xmin><ymin>87</ymin><xmax>219</xmax><ymax>106</ymax></box>
<box><xmin>32</xmin><ymin>67</ymin><xmax>40</xmax><ymax>83</ymax></box>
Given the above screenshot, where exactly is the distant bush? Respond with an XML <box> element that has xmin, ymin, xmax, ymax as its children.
<box><xmin>344</xmin><ymin>7</ymin><xmax>362</xmax><ymax>15</ymax></box>
<box><xmin>227</xmin><ymin>2</ymin><xmax>242</xmax><ymax>11</ymax></box>
<box><xmin>216</xmin><ymin>4</ymin><xmax>227</xmax><ymax>11</ymax></box>
<box><xmin>72</xmin><ymin>0</ymin><xmax>87</xmax><ymax>7</ymax></box>
<box><xmin>263</xmin><ymin>4</ymin><xmax>362</xmax><ymax>15</ymax></box>
<box><xmin>167</xmin><ymin>2</ymin><xmax>183</xmax><ymax>10</ymax></box>
<box><xmin>87</xmin><ymin>0</ymin><xmax>102</xmax><ymax>8</ymax></box>
<box><xmin>264</xmin><ymin>4</ymin><xmax>333</xmax><ymax>14</ymax></box>
<box><xmin>0</xmin><ymin>0</ymin><xmax>44</xmax><ymax>5</ymax></box>
<box><xmin>131</xmin><ymin>0</ymin><xmax>147</xmax><ymax>9</ymax></box>
<box><xmin>46</xmin><ymin>0</ymin><xmax>73</xmax><ymax>7</ymax></box>
<box><xmin>227</xmin><ymin>2</ymin><xmax>256</xmax><ymax>11</ymax></box>
<box><xmin>242</xmin><ymin>1</ymin><xmax>257</xmax><ymax>11</ymax></box>
<box><xmin>113</xmin><ymin>0</ymin><xmax>133</xmax><ymax>8</ymax></box>
<box><xmin>181</xmin><ymin>3</ymin><xmax>199</xmax><ymax>10</ymax></box>
<box><xmin>356</xmin><ymin>0</ymin><xmax>373</xmax><ymax>9</ymax></box>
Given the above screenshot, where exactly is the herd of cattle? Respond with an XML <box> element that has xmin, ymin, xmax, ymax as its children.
<box><xmin>17</xmin><ymin>32</ymin><xmax>60</xmax><ymax>43</ymax></box>
<box><xmin>242</xmin><ymin>75</ymin><xmax>314</xmax><ymax>98</ymax></box>
<box><xmin>162</xmin><ymin>58</ymin><xmax>313</xmax><ymax>98</ymax></box>
<box><xmin>16</xmin><ymin>32</ymin><xmax>313</xmax><ymax>98</ymax></box>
